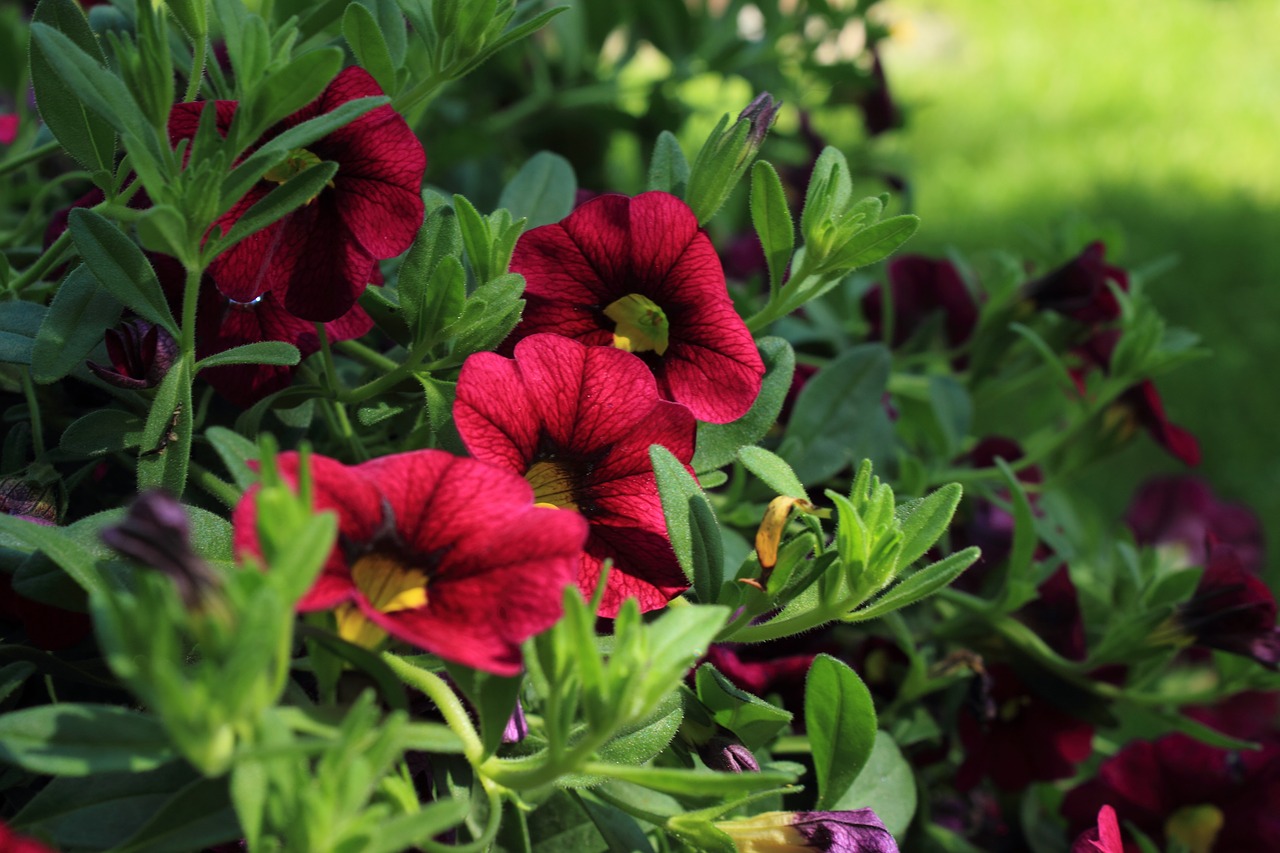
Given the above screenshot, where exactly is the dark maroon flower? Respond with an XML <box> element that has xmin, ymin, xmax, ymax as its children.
<box><xmin>1126</xmin><ymin>476</ymin><xmax>1262</xmax><ymax>573</ymax></box>
<box><xmin>1076</xmin><ymin>331</ymin><xmax>1201</xmax><ymax>466</ymax></box>
<box><xmin>102</xmin><ymin>490</ymin><xmax>221</xmax><ymax>608</ymax></box>
<box><xmin>87</xmin><ymin>318</ymin><xmax>177</xmax><ymax>390</ymax></box>
<box><xmin>1187</xmin><ymin>690</ymin><xmax>1280</xmax><ymax>743</ymax></box>
<box><xmin>168</xmin><ymin>67</ymin><xmax>426</xmax><ymax>322</ymax></box>
<box><xmin>1171</xmin><ymin>542</ymin><xmax>1280</xmax><ymax>668</ymax></box>
<box><xmin>856</xmin><ymin>49</ymin><xmax>900</xmax><ymax>137</ymax></box>
<box><xmin>503</xmin><ymin>191</ymin><xmax>765</xmax><ymax>424</ymax></box>
<box><xmin>233</xmin><ymin>450</ymin><xmax>587</xmax><ymax>675</ymax></box>
<box><xmin>721</xmin><ymin>232</ymin><xmax>769</xmax><ymax>283</ymax></box>
<box><xmin>455</xmin><ymin>334</ymin><xmax>696</xmax><ymax>616</ymax></box>
<box><xmin>1062</xmin><ymin>730</ymin><xmax>1280</xmax><ymax>851</ymax></box>
<box><xmin>956</xmin><ymin>663</ymin><xmax>1094</xmax><ymax>791</ymax></box>
<box><xmin>699</xmin><ymin>735</ymin><xmax>760</xmax><ymax>773</ymax></box>
<box><xmin>1024</xmin><ymin>242</ymin><xmax>1129</xmax><ymax>325</ymax></box>
<box><xmin>1017</xmin><ymin>565</ymin><xmax>1087</xmax><ymax>661</ymax></box>
<box><xmin>861</xmin><ymin>255</ymin><xmax>977</xmax><ymax>349</ymax></box>
<box><xmin>715</xmin><ymin>809</ymin><xmax>899</xmax><ymax>853</ymax></box>
<box><xmin>1071</xmin><ymin>805</ymin><xmax>1125</xmax><ymax>853</ymax></box>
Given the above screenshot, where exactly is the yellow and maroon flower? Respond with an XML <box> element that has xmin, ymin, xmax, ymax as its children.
<box><xmin>503</xmin><ymin>191</ymin><xmax>764</xmax><ymax>424</ymax></box>
<box><xmin>454</xmin><ymin>334</ymin><xmax>697</xmax><ymax>616</ymax></box>
<box><xmin>168</xmin><ymin>67</ymin><xmax>426</xmax><ymax>322</ymax></box>
<box><xmin>233</xmin><ymin>450</ymin><xmax>587</xmax><ymax>675</ymax></box>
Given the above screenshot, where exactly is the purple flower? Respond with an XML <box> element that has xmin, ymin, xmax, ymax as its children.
<box><xmin>1126</xmin><ymin>475</ymin><xmax>1264</xmax><ymax>573</ymax></box>
<box><xmin>716</xmin><ymin>809</ymin><xmax>899</xmax><ymax>852</ymax></box>
<box><xmin>699</xmin><ymin>735</ymin><xmax>760</xmax><ymax>773</ymax></box>
<box><xmin>102</xmin><ymin>490</ymin><xmax>221</xmax><ymax>608</ymax></box>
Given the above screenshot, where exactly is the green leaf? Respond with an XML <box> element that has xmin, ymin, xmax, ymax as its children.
<box><xmin>204</xmin><ymin>426</ymin><xmax>260</xmax><ymax>490</ymax></box>
<box><xmin>693</xmin><ymin>337</ymin><xmax>794</xmax><ymax>472</ymax></box>
<box><xmin>0</xmin><ymin>301</ymin><xmax>49</xmax><ymax>365</ymax></box>
<box><xmin>779</xmin><ymin>344</ymin><xmax>892</xmax><ymax>485</ymax></box>
<box><xmin>195</xmin><ymin>341</ymin><xmax>301</xmax><ymax>371</ymax></box>
<box><xmin>302</xmin><ymin>630</ymin><xmax>409</xmax><ymax>713</ymax></box>
<box><xmin>398</xmin><ymin>193</ymin><xmax>464</xmax><ymax>340</ymax></box>
<box><xmin>650</xmin><ymin>445</ymin><xmax>723</xmax><ymax>604</ymax></box>
<box><xmin>832</xmin><ymin>730</ymin><xmax>916</xmax><ymax>836</ymax></box>
<box><xmin>647</xmin><ymin>130</ymin><xmax>690</xmax><ymax>197</ymax></box>
<box><xmin>0</xmin><ymin>704</ymin><xmax>174</xmax><ymax>775</ymax></box>
<box><xmin>497</xmin><ymin>151</ymin><xmax>576</xmax><ymax>229</ymax></box>
<box><xmin>344</xmin><ymin>2</ymin><xmax>398</xmax><ymax>95</ymax></box>
<box><xmin>232</xmin><ymin>47</ymin><xmax>344</xmax><ymax>152</ymax></box>
<box><xmin>356</xmin><ymin>0</ymin><xmax>408</xmax><ymax>65</ymax></box>
<box><xmin>895</xmin><ymin>483</ymin><xmax>963</xmax><ymax>568</ymax></box>
<box><xmin>32</xmin><ymin>265</ymin><xmax>123</xmax><ymax>383</ymax></box>
<box><xmin>695</xmin><ymin>665</ymin><xmax>792</xmax><ymax>751</ymax></box>
<box><xmin>842</xmin><ymin>547</ymin><xmax>979</xmax><ymax>623</ymax></box>
<box><xmin>737</xmin><ymin>446</ymin><xmax>808</xmax><ymax>501</ymax></box>
<box><xmin>578</xmin><ymin>795</ymin><xmax>657</xmax><ymax>853</ymax></box>
<box><xmin>805</xmin><ymin>654</ymin><xmax>876</xmax><ymax>810</ymax></box>
<box><xmin>29</xmin><ymin>0</ymin><xmax>116</xmax><ymax>177</ymax></box>
<box><xmin>366</xmin><ymin>800</ymin><xmax>472</xmax><ymax>853</ymax></box>
<box><xmin>823</xmin><ymin>214</ymin><xmax>920</xmax><ymax>272</ymax></box>
<box><xmin>749</xmin><ymin>160</ymin><xmax>794</xmax><ymax>295</ymax></box>
<box><xmin>995</xmin><ymin>458</ymin><xmax>1038</xmax><ymax>594</ymax></box>
<box><xmin>11</xmin><ymin>764</ymin><xmax>201</xmax><ymax>851</ymax></box>
<box><xmin>137</xmin><ymin>359</ymin><xmax>193</xmax><ymax>497</ymax></box>
<box><xmin>60</xmin><ymin>409</ymin><xmax>145</xmax><ymax>458</ymax></box>
<box><xmin>67</xmin><ymin>208</ymin><xmax>178</xmax><ymax>336</ymax></box>
<box><xmin>112</xmin><ymin>777</ymin><xmax>239</xmax><ymax>853</ymax></box>
<box><xmin>216</xmin><ymin>160</ymin><xmax>339</xmax><ymax>252</ymax></box>
<box><xmin>583</xmin><ymin>763</ymin><xmax>794</xmax><ymax>798</ymax></box>
<box><xmin>0</xmin><ymin>513</ymin><xmax>107</xmax><ymax>598</ymax></box>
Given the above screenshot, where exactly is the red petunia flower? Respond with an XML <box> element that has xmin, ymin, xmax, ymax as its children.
<box><xmin>0</xmin><ymin>113</ymin><xmax>18</xmax><ymax>146</ymax></box>
<box><xmin>168</xmin><ymin>67</ymin><xmax>426</xmax><ymax>322</ymax></box>
<box><xmin>1172</xmin><ymin>541</ymin><xmax>1280</xmax><ymax>668</ymax></box>
<box><xmin>233</xmin><ymin>450</ymin><xmax>587</xmax><ymax>675</ymax></box>
<box><xmin>861</xmin><ymin>254</ymin><xmax>978</xmax><ymax>350</ymax></box>
<box><xmin>1062</xmin><ymin>729</ymin><xmax>1280</xmax><ymax>851</ymax></box>
<box><xmin>0</xmin><ymin>821</ymin><xmax>58</xmax><ymax>853</ymax></box>
<box><xmin>1024</xmin><ymin>241</ymin><xmax>1129</xmax><ymax>325</ymax></box>
<box><xmin>503</xmin><ymin>191</ymin><xmax>764</xmax><ymax>424</ymax></box>
<box><xmin>454</xmin><ymin>334</ymin><xmax>696</xmax><ymax>616</ymax></box>
<box><xmin>1071</xmin><ymin>806</ymin><xmax>1126</xmax><ymax>853</ymax></box>
<box><xmin>956</xmin><ymin>663</ymin><xmax>1094</xmax><ymax>791</ymax></box>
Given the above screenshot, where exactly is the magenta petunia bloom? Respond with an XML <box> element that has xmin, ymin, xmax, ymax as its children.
<box><xmin>0</xmin><ymin>113</ymin><xmax>18</xmax><ymax>146</ymax></box>
<box><xmin>504</xmin><ymin>191</ymin><xmax>764</xmax><ymax>424</ymax></box>
<box><xmin>168</xmin><ymin>67</ymin><xmax>426</xmax><ymax>322</ymax></box>
<box><xmin>1070</xmin><ymin>806</ymin><xmax>1125</xmax><ymax>853</ymax></box>
<box><xmin>454</xmin><ymin>334</ymin><xmax>697</xmax><ymax>616</ymax></box>
<box><xmin>233</xmin><ymin>450</ymin><xmax>587</xmax><ymax>675</ymax></box>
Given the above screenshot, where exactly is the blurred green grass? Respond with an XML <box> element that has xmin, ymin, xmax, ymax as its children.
<box><xmin>878</xmin><ymin>0</ymin><xmax>1280</xmax><ymax>569</ymax></box>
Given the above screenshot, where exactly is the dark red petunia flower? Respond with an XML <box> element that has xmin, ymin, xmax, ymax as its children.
<box><xmin>1075</xmin><ymin>331</ymin><xmax>1201</xmax><ymax>466</ymax></box>
<box><xmin>956</xmin><ymin>663</ymin><xmax>1094</xmax><ymax>791</ymax></box>
<box><xmin>152</xmin><ymin>256</ymin><xmax>372</xmax><ymax>407</ymax></box>
<box><xmin>454</xmin><ymin>334</ymin><xmax>696</xmax><ymax>616</ymax></box>
<box><xmin>87</xmin><ymin>318</ymin><xmax>177</xmax><ymax>390</ymax></box>
<box><xmin>1024</xmin><ymin>241</ymin><xmax>1129</xmax><ymax>325</ymax></box>
<box><xmin>503</xmin><ymin>191</ymin><xmax>764</xmax><ymax>424</ymax></box>
<box><xmin>1126</xmin><ymin>475</ymin><xmax>1263</xmax><ymax>573</ymax></box>
<box><xmin>1017</xmin><ymin>565</ymin><xmax>1087</xmax><ymax>661</ymax></box>
<box><xmin>0</xmin><ymin>113</ymin><xmax>18</xmax><ymax>146</ymax></box>
<box><xmin>1171</xmin><ymin>541</ymin><xmax>1280</xmax><ymax>668</ymax></box>
<box><xmin>168</xmin><ymin>67</ymin><xmax>426</xmax><ymax>322</ymax></box>
<box><xmin>233</xmin><ymin>450</ymin><xmax>587</xmax><ymax>675</ymax></box>
<box><xmin>861</xmin><ymin>254</ymin><xmax>978</xmax><ymax>350</ymax></box>
<box><xmin>1062</xmin><ymin>728</ymin><xmax>1280</xmax><ymax>851</ymax></box>
<box><xmin>949</xmin><ymin>437</ymin><xmax>1045</xmax><ymax>593</ymax></box>
<box><xmin>0</xmin><ymin>821</ymin><xmax>58</xmax><ymax>853</ymax></box>
<box><xmin>1071</xmin><ymin>805</ymin><xmax>1126</xmax><ymax>853</ymax></box>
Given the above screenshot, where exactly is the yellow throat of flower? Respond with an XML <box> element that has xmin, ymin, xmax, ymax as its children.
<box><xmin>1165</xmin><ymin>804</ymin><xmax>1224</xmax><ymax>853</ymax></box>
<box><xmin>604</xmin><ymin>293</ymin><xmax>669</xmax><ymax>356</ymax></box>
<box><xmin>334</xmin><ymin>553</ymin><xmax>428</xmax><ymax>649</ymax></box>
<box><xmin>525</xmin><ymin>460</ymin><xmax>580</xmax><ymax>512</ymax></box>
<box><xmin>263</xmin><ymin>148</ymin><xmax>333</xmax><ymax>201</ymax></box>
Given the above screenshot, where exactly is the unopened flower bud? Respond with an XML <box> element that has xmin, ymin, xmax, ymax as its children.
<box><xmin>102</xmin><ymin>490</ymin><xmax>221</xmax><ymax>608</ymax></box>
<box><xmin>88</xmin><ymin>319</ymin><xmax>177</xmax><ymax>390</ymax></box>
<box><xmin>699</xmin><ymin>735</ymin><xmax>760</xmax><ymax>773</ymax></box>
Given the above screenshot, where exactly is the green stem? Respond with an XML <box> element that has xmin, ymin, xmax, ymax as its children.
<box><xmin>381</xmin><ymin>652</ymin><xmax>484</xmax><ymax>764</ymax></box>
<box><xmin>188</xmin><ymin>461</ymin><xmax>241</xmax><ymax>507</ymax></box>
<box><xmin>337</xmin><ymin>335</ymin><xmax>436</xmax><ymax>404</ymax></box>
<box><xmin>21</xmin><ymin>370</ymin><xmax>45</xmax><ymax>458</ymax></box>
<box><xmin>392</xmin><ymin>71</ymin><xmax>448</xmax><ymax>115</ymax></box>
<box><xmin>417</xmin><ymin>784</ymin><xmax>504</xmax><ymax>853</ymax></box>
<box><xmin>8</xmin><ymin>231</ymin><xmax>72</xmax><ymax>295</ymax></box>
<box><xmin>0</xmin><ymin>141</ymin><xmax>60</xmax><ymax>178</ymax></box>
<box><xmin>184</xmin><ymin>35</ymin><xmax>208</xmax><ymax>103</ymax></box>
<box><xmin>336</xmin><ymin>339</ymin><xmax>398</xmax><ymax>372</ymax></box>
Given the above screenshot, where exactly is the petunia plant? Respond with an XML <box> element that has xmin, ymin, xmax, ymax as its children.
<box><xmin>0</xmin><ymin>0</ymin><xmax>1272</xmax><ymax>851</ymax></box>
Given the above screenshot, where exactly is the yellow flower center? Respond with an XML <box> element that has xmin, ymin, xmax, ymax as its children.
<box><xmin>604</xmin><ymin>293</ymin><xmax>669</xmax><ymax>356</ymax></box>
<box><xmin>525</xmin><ymin>460</ymin><xmax>579</xmax><ymax>511</ymax></box>
<box><xmin>334</xmin><ymin>553</ymin><xmax>428</xmax><ymax>649</ymax></box>
<box><xmin>1165</xmin><ymin>804</ymin><xmax>1223</xmax><ymax>853</ymax></box>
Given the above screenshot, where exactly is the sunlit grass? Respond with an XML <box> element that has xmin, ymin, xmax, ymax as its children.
<box><xmin>878</xmin><ymin>0</ymin><xmax>1280</xmax><ymax>569</ymax></box>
